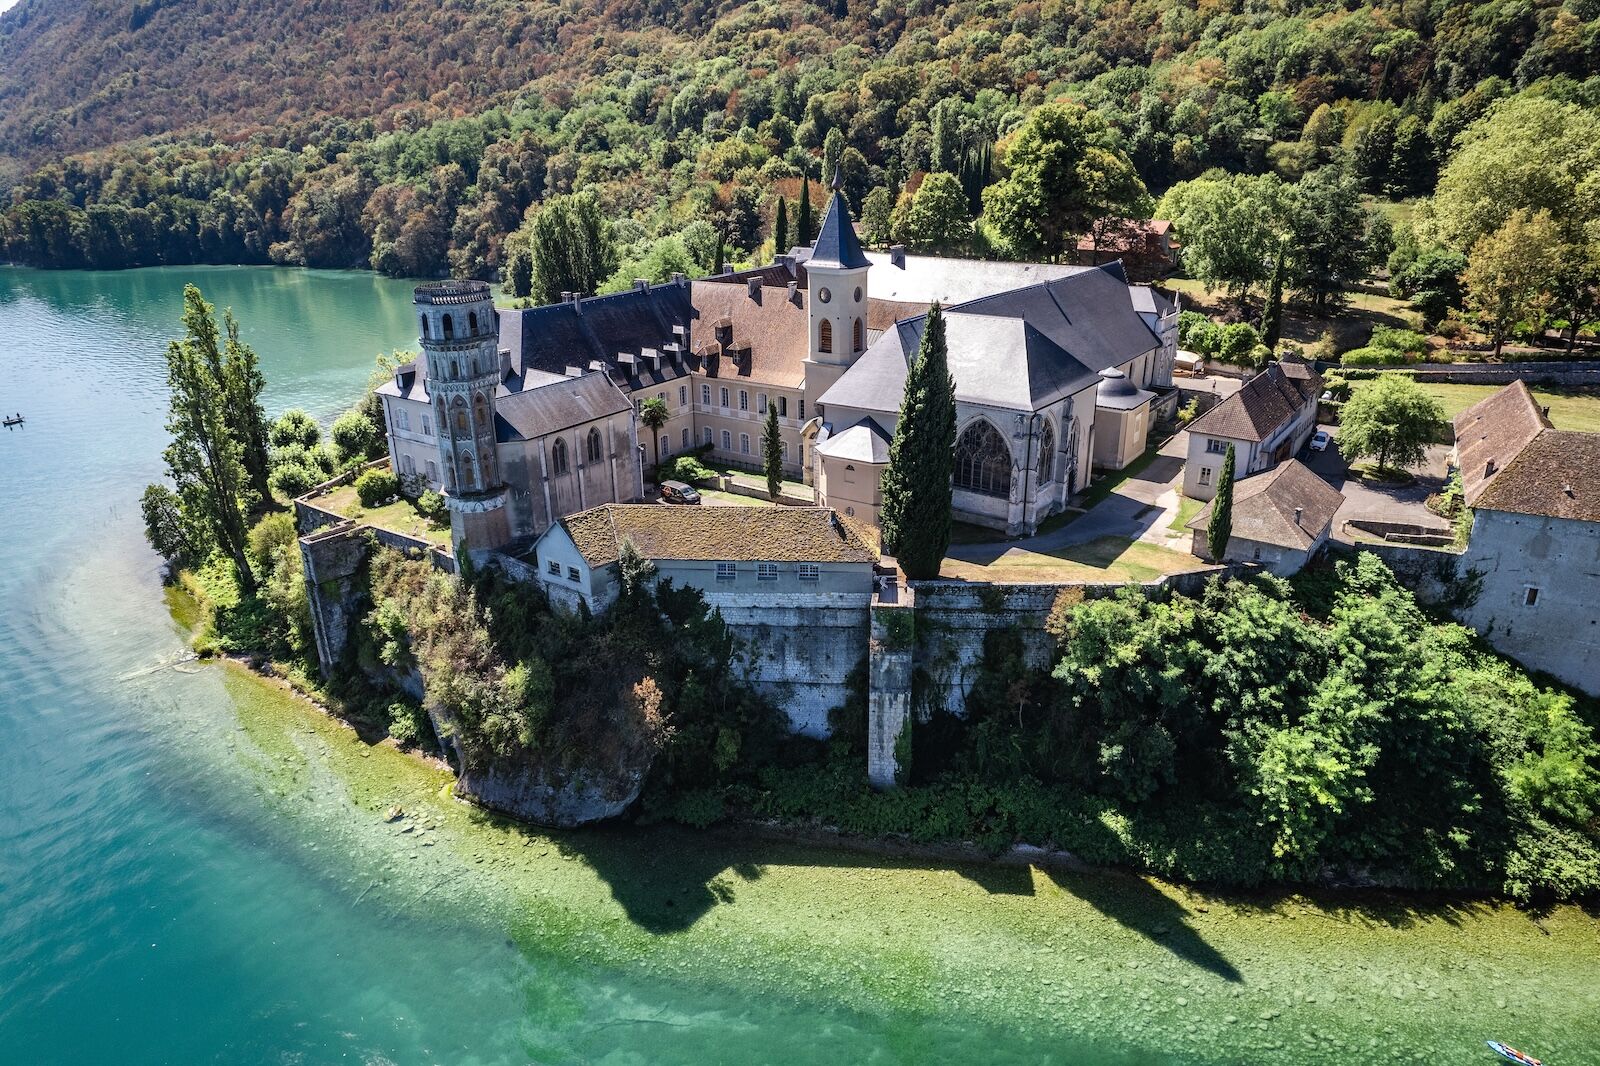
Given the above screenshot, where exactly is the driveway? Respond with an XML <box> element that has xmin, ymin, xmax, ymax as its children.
<box><xmin>1300</xmin><ymin>424</ymin><xmax>1451</xmax><ymax>544</ymax></box>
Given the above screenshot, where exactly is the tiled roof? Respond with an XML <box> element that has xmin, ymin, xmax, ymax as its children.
<box><xmin>807</xmin><ymin>189</ymin><xmax>871</xmax><ymax>270</ymax></box>
<box><xmin>688</xmin><ymin>279</ymin><xmax>809</xmax><ymax>389</ymax></box>
<box><xmin>1453</xmin><ymin>380</ymin><xmax>1552</xmax><ymax>506</ymax></box>
<box><xmin>1473</xmin><ymin>429</ymin><xmax>1600</xmax><ymax>523</ymax></box>
<box><xmin>815</xmin><ymin>417</ymin><xmax>892</xmax><ymax>463</ymax></box>
<box><xmin>494</xmin><ymin>372</ymin><xmax>631</xmax><ymax>443</ymax></box>
<box><xmin>1186</xmin><ymin>459</ymin><xmax>1345</xmax><ymax>549</ymax></box>
<box><xmin>559</xmin><ymin>505</ymin><xmax>879</xmax><ymax>567</ymax></box>
<box><xmin>1187</xmin><ymin>361</ymin><xmax>1321</xmax><ymax>443</ymax></box>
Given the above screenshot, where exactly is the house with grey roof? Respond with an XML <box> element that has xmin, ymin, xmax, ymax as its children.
<box><xmin>1184</xmin><ymin>459</ymin><xmax>1344</xmax><ymax>576</ymax></box>
<box><xmin>1452</xmin><ymin>382</ymin><xmax>1600</xmax><ymax>695</ymax></box>
<box><xmin>1182</xmin><ymin>357</ymin><xmax>1321</xmax><ymax>502</ymax></box>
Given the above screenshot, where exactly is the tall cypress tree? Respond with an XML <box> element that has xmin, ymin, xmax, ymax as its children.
<box><xmin>878</xmin><ymin>303</ymin><xmax>957</xmax><ymax>580</ymax></box>
<box><xmin>1207</xmin><ymin>444</ymin><xmax>1235</xmax><ymax>561</ymax></box>
<box><xmin>1260</xmin><ymin>239</ymin><xmax>1286</xmax><ymax>350</ymax></box>
<box><xmin>774</xmin><ymin>195</ymin><xmax>789</xmax><ymax>253</ymax></box>
<box><xmin>762</xmin><ymin>403</ymin><xmax>783</xmax><ymax>500</ymax></box>
<box><xmin>797</xmin><ymin>176</ymin><xmax>813</xmax><ymax>245</ymax></box>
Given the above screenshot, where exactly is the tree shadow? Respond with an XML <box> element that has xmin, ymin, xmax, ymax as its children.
<box><xmin>1039</xmin><ymin>867</ymin><xmax>1244</xmax><ymax>983</ymax></box>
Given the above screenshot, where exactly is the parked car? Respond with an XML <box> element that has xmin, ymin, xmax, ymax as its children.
<box><xmin>1310</xmin><ymin>430</ymin><xmax>1332</xmax><ymax>452</ymax></box>
<box><xmin>660</xmin><ymin>480</ymin><xmax>702</xmax><ymax>505</ymax></box>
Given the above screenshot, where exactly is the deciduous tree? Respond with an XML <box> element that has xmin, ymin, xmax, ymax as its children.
<box><xmin>1339</xmin><ymin>374</ymin><xmax>1446</xmax><ymax>473</ymax></box>
<box><xmin>1463</xmin><ymin>209</ymin><xmax>1565</xmax><ymax>356</ymax></box>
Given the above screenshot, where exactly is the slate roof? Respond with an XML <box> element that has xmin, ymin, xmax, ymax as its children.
<box><xmin>1095</xmin><ymin>367</ymin><xmax>1155</xmax><ymax>411</ymax></box>
<box><xmin>853</xmin><ymin>251</ymin><xmax>1086</xmax><ymax>306</ymax></box>
<box><xmin>1187</xmin><ymin>361</ymin><xmax>1321</xmax><ymax>443</ymax></box>
<box><xmin>1472</xmin><ymin>430</ymin><xmax>1600</xmax><ymax>523</ymax></box>
<box><xmin>688</xmin><ymin>279</ymin><xmax>809</xmax><ymax>389</ymax></box>
<box><xmin>494</xmin><ymin>372</ymin><xmax>632</xmax><ymax>443</ymax></box>
<box><xmin>1186</xmin><ymin>459</ymin><xmax>1345</xmax><ymax>550</ymax></box>
<box><xmin>507</xmin><ymin>284</ymin><xmax>694</xmax><ymax>388</ymax></box>
<box><xmin>815</xmin><ymin>417</ymin><xmax>893</xmax><ymax>463</ymax></box>
<box><xmin>807</xmin><ymin>188</ymin><xmax>871</xmax><ymax>270</ymax></box>
<box><xmin>1453</xmin><ymin>380</ymin><xmax>1552</xmax><ymax>506</ymax></box>
<box><xmin>558</xmin><ymin>505</ymin><xmax>879</xmax><ymax>567</ymax></box>
<box><xmin>819</xmin><ymin>263</ymin><xmax>1162</xmax><ymax>415</ymax></box>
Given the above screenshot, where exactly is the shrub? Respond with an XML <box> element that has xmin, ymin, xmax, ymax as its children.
<box><xmin>1216</xmin><ymin>322</ymin><xmax>1260</xmax><ymax>365</ymax></box>
<box><xmin>270</xmin><ymin>409</ymin><xmax>322</xmax><ymax>450</ymax></box>
<box><xmin>1179</xmin><ymin>313</ymin><xmax>1222</xmax><ymax>356</ymax></box>
<box><xmin>1369</xmin><ymin>326</ymin><xmax>1428</xmax><ymax>358</ymax></box>
<box><xmin>355</xmin><ymin>468</ymin><xmax>400</xmax><ymax>507</ymax></box>
<box><xmin>1247</xmin><ymin>343</ymin><xmax>1273</xmax><ymax>368</ymax></box>
<box><xmin>331</xmin><ymin>410</ymin><xmax>382</xmax><ymax>466</ymax></box>
<box><xmin>1340</xmin><ymin>346</ymin><xmax>1410</xmax><ymax>366</ymax></box>
<box><xmin>662</xmin><ymin>454</ymin><xmax>718</xmax><ymax>484</ymax></box>
<box><xmin>416</xmin><ymin>489</ymin><xmax>447</xmax><ymax>522</ymax></box>
<box><xmin>387</xmin><ymin>700</ymin><xmax>429</xmax><ymax>748</ymax></box>
<box><xmin>269</xmin><ymin>462</ymin><xmax>318</xmax><ymax>499</ymax></box>
<box><xmin>1177</xmin><ymin>397</ymin><xmax>1200</xmax><ymax>423</ymax></box>
<box><xmin>1308</xmin><ymin>329</ymin><xmax>1338</xmax><ymax>362</ymax></box>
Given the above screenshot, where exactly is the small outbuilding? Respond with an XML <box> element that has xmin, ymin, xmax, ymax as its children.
<box><xmin>1186</xmin><ymin>459</ymin><xmax>1344</xmax><ymax>576</ymax></box>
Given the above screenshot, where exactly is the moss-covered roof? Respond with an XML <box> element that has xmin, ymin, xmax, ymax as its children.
<box><xmin>560</xmin><ymin>504</ymin><xmax>879</xmax><ymax>567</ymax></box>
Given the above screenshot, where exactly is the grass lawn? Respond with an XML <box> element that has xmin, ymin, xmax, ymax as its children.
<box><xmin>1361</xmin><ymin>381</ymin><xmax>1600</xmax><ymax>432</ymax></box>
<box><xmin>939</xmin><ymin>535</ymin><xmax>1205</xmax><ymax>584</ymax></box>
<box><xmin>1163</xmin><ymin>276</ymin><xmax>1419</xmax><ymax>351</ymax></box>
<box><xmin>318</xmin><ymin>484</ymin><xmax>452</xmax><ymax>546</ymax></box>
<box><xmin>698</xmin><ymin>488</ymin><xmax>777</xmax><ymax>507</ymax></box>
<box><xmin>1168</xmin><ymin>495</ymin><xmax>1203</xmax><ymax>533</ymax></box>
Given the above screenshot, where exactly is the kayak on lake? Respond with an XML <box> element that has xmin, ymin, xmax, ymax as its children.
<box><xmin>1488</xmin><ymin>1041</ymin><xmax>1542</xmax><ymax>1066</ymax></box>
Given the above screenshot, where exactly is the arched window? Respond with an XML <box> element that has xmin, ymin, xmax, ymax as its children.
<box><xmin>586</xmin><ymin>428</ymin><xmax>603</xmax><ymax>463</ymax></box>
<box><xmin>853</xmin><ymin>318</ymin><xmax>864</xmax><ymax>352</ymax></box>
<box><xmin>954</xmin><ymin>420</ymin><xmax>1013</xmax><ymax>498</ymax></box>
<box><xmin>468</xmin><ymin>311</ymin><xmax>479</xmax><ymax>334</ymax></box>
<box><xmin>442</xmin><ymin>314</ymin><xmax>454</xmax><ymax>339</ymax></box>
<box><xmin>420</xmin><ymin>314</ymin><xmax>430</xmax><ymax>339</ymax></box>
<box><xmin>458</xmin><ymin>453</ymin><xmax>477</xmax><ymax>491</ymax></box>
<box><xmin>819</xmin><ymin>320</ymin><xmax>833</xmax><ymax>354</ymax></box>
<box><xmin>452</xmin><ymin>397</ymin><xmax>469</xmax><ymax>434</ymax></box>
<box><xmin>551</xmin><ymin>438</ymin><xmax>569</xmax><ymax>475</ymax></box>
<box><xmin>1037</xmin><ymin>420</ymin><xmax>1056</xmax><ymax>483</ymax></box>
<box><xmin>472</xmin><ymin>394</ymin><xmax>487</xmax><ymax>429</ymax></box>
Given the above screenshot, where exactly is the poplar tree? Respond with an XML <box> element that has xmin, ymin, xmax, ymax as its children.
<box><xmin>525</xmin><ymin>191</ymin><xmax>617</xmax><ymax>304</ymax></box>
<box><xmin>1207</xmin><ymin>444</ymin><xmax>1235</xmax><ymax>562</ymax></box>
<box><xmin>762</xmin><ymin>403</ymin><xmax>782</xmax><ymax>499</ymax></box>
<box><xmin>158</xmin><ymin>286</ymin><xmax>259</xmax><ymax>590</ymax></box>
<box><xmin>221</xmin><ymin>312</ymin><xmax>273</xmax><ymax>503</ymax></box>
<box><xmin>797</xmin><ymin>176</ymin><xmax>813</xmax><ymax>245</ymax></box>
<box><xmin>878</xmin><ymin>302</ymin><xmax>957</xmax><ymax>580</ymax></box>
<box><xmin>774</xmin><ymin>195</ymin><xmax>789</xmax><ymax>253</ymax></box>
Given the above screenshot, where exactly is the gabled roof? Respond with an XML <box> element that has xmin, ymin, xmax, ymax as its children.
<box><xmin>507</xmin><ymin>284</ymin><xmax>694</xmax><ymax>388</ymax></box>
<box><xmin>688</xmin><ymin>279</ymin><xmax>809</xmax><ymax>389</ymax></box>
<box><xmin>816</xmin><ymin>417</ymin><xmax>892</xmax><ymax>464</ymax></box>
<box><xmin>1186</xmin><ymin>459</ymin><xmax>1344</xmax><ymax>550</ymax></box>
<box><xmin>555</xmin><ymin>505</ymin><xmax>879</xmax><ymax>567</ymax></box>
<box><xmin>494</xmin><ymin>372</ymin><xmax>632</xmax><ymax>443</ymax></box>
<box><xmin>1454</xmin><ymin>380</ymin><xmax>1552</xmax><ymax>506</ymax></box>
<box><xmin>1187</xmin><ymin>361</ymin><xmax>1321</xmax><ymax>443</ymax></box>
<box><xmin>1473</xmin><ymin>429</ymin><xmax>1600</xmax><ymax>523</ymax></box>
<box><xmin>854</xmin><ymin>250</ymin><xmax>1086</xmax><ymax>305</ymax></box>
<box><xmin>807</xmin><ymin>188</ymin><xmax>870</xmax><ymax>270</ymax></box>
<box><xmin>819</xmin><ymin>262</ymin><xmax>1159</xmax><ymax>415</ymax></box>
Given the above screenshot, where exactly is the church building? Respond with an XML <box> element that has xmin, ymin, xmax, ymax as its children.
<box><xmin>377</xmin><ymin>176</ymin><xmax>1179</xmax><ymax>554</ymax></box>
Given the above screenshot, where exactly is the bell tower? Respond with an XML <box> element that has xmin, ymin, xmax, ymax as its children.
<box><xmin>803</xmin><ymin>170</ymin><xmax>872</xmax><ymax>405</ymax></box>
<box><xmin>415</xmin><ymin>280</ymin><xmax>510</xmax><ymax>556</ymax></box>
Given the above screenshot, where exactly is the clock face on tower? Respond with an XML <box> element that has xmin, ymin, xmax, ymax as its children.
<box><xmin>817</xmin><ymin>287</ymin><xmax>832</xmax><ymax>303</ymax></box>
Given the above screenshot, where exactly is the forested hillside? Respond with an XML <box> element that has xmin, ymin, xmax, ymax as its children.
<box><xmin>2</xmin><ymin>0</ymin><xmax>1598</xmax><ymax>291</ymax></box>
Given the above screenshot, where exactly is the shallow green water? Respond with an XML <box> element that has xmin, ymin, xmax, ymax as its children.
<box><xmin>1</xmin><ymin>265</ymin><xmax>1597</xmax><ymax>1065</ymax></box>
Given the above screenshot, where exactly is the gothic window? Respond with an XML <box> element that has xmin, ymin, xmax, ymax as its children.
<box><xmin>420</xmin><ymin>314</ymin><xmax>430</xmax><ymax>339</ymax></box>
<box><xmin>468</xmin><ymin>311</ymin><xmax>479</xmax><ymax>334</ymax></box>
<box><xmin>819</xmin><ymin>320</ymin><xmax>833</xmax><ymax>354</ymax></box>
<box><xmin>551</xmin><ymin>438</ymin><xmax>569</xmax><ymax>476</ymax></box>
<box><xmin>459</xmin><ymin>453</ymin><xmax>477</xmax><ymax>491</ymax></box>
<box><xmin>472</xmin><ymin>394</ymin><xmax>487</xmax><ymax>431</ymax></box>
<box><xmin>442</xmin><ymin>314</ymin><xmax>454</xmax><ymax>339</ymax></box>
<box><xmin>954</xmin><ymin>420</ymin><xmax>1013</xmax><ymax>498</ymax></box>
<box><xmin>586</xmin><ymin>428</ymin><xmax>603</xmax><ymax>463</ymax></box>
<box><xmin>452</xmin><ymin>397</ymin><xmax>469</xmax><ymax>434</ymax></box>
<box><xmin>1037</xmin><ymin>420</ymin><xmax>1056</xmax><ymax>483</ymax></box>
<box><xmin>853</xmin><ymin>318</ymin><xmax>864</xmax><ymax>353</ymax></box>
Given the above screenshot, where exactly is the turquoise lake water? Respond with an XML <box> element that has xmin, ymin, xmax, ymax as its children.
<box><xmin>1</xmin><ymin>264</ymin><xmax>1597</xmax><ymax>1066</ymax></box>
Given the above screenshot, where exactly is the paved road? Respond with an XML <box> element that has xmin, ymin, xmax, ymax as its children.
<box><xmin>1300</xmin><ymin>423</ymin><xmax>1451</xmax><ymax>543</ymax></box>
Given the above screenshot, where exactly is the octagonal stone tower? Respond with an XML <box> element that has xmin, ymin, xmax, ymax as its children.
<box><xmin>415</xmin><ymin>280</ymin><xmax>510</xmax><ymax>555</ymax></box>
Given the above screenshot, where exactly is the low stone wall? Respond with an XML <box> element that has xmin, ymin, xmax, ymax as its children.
<box><xmin>1344</xmin><ymin>362</ymin><xmax>1600</xmax><ymax>387</ymax></box>
<box><xmin>714</xmin><ymin>477</ymin><xmax>814</xmax><ymax>507</ymax></box>
<box><xmin>1354</xmin><ymin>542</ymin><xmax>1465</xmax><ymax>606</ymax></box>
<box><xmin>1345</xmin><ymin>518</ymin><xmax>1452</xmax><ymax>546</ymax></box>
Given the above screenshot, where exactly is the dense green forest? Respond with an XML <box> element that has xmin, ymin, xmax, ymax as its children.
<box><xmin>3</xmin><ymin>0</ymin><xmax>1599</xmax><ymax>293</ymax></box>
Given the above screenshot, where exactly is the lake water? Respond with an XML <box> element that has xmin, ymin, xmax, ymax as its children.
<box><xmin>1</xmin><ymin>264</ymin><xmax>1597</xmax><ymax>1066</ymax></box>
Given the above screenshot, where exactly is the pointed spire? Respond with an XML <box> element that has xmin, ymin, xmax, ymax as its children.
<box><xmin>808</xmin><ymin>180</ymin><xmax>870</xmax><ymax>270</ymax></box>
<box><xmin>831</xmin><ymin>166</ymin><xmax>843</xmax><ymax>192</ymax></box>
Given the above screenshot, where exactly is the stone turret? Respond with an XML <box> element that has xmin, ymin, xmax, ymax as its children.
<box><xmin>415</xmin><ymin>280</ymin><xmax>510</xmax><ymax>554</ymax></box>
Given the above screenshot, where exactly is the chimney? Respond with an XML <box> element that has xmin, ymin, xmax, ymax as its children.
<box><xmin>564</xmin><ymin>365</ymin><xmax>583</xmax><ymax>377</ymax></box>
<box><xmin>671</xmin><ymin>272</ymin><xmax>687</xmax><ymax>286</ymax></box>
<box><xmin>1293</xmin><ymin>506</ymin><xmax>1304</xmax><ymax>527</ymax></box>
<box><xmin>1485</xmin><ymin>459</ymin><xmax>1496</xmax><ymax>478</ymax></box>
<box><xmin>633</xmin><ymin>278</ymin><xmax>650</xmax><ymax>292</ymax></box>
<box><xmin>747</xmin><ymin>277</ymin><xmax>762</xmax><ymax>299</ymax></box>
<box><xmin>889</xmin><ymin>244</ymin><xmax>906</xmax><ymax>268</ymax></box>
<box><xmin>571</xmin><ymin>292</ymin><xmax>584</xmax><ymax>316</ymax></box>
<box><xmin>559</xmin><ymin>290</ymin><xmax>573</xmax><ymax>302</ymax></box>
<box><xmin>786</xmin><ymin>280</ymin><xmax>799</xmax><ymax>304</ymax></box>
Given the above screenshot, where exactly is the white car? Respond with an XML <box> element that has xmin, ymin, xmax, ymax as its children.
<box><xmin>1310</xmin><ymin>430</ymin><xmax>1332</xmax><ymax>452</ymax></box>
